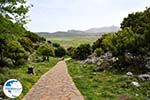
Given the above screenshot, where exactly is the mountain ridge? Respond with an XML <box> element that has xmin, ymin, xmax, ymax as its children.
<box><xmin>37</xmin><ymin>26</ymin><xmax>120</xmax><ymax>38</ymax></box>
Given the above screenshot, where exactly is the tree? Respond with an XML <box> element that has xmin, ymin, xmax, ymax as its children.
<box><xmin>95</xmin><ymin>48</ymin><xmax>103</xmax><ymax>57</ymax></box>
<box><xmin>37</xmin><ymin>45</ymin><xmax>55</xmax><ymax>61</ymax></box>
<box><xmin>72</xmin><ymin>44</ymin><xmax>92</xmax><ymax>60</ymax></box>
<box><xmin>25</xmin><ymin>31</ymin><xmax>46</xmax><ymax>43</ymax></box>
<box><xmin>47</xmin><ymin>40</ymin><xmax>52</xmax><ymax>44</ymax></box>
<box><xmin>0</xmin><ymin>0</ymin><xmax>31</xmax><ymax>25</ymax></box>
<box><xmin>52</xmin><ymin>43</ymin><xmax>60</xmax><ymax>48</ymax></box>
<box><xmin>67</xmin><ymin>46</ymin><xmax>75</xmax><ymax>56</ymax></box>
<box><xmin>54</xmin><ymin>46</ymin><xmax>66</xmax><ymax>57</ymax></box>
<box><xmin>18</xmin><ymin>37</ymin><xmax>34</xmax><ymax>53</ymax></box>
<box><xmin>0</xmin><ymin>39</ymin><xmax>29</xmax><ymax>67</ymax></box>
<box><xmin>92</xmin><ymin>38</ymin><xmax>103</xmax><ymax>52</ymax></box>
<box><xmin>7</xmin><ymin>40</ymin><xmax>29</xmax><ymax>66</ymax></box>
<box><xmin>121</xmin><ymin>7</ymin><xmax>150</xmax><ymax>35</ymax></box>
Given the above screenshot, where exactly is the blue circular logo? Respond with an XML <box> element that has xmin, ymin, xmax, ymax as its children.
<box><xmin>3</xmin><ymin>79</ymin><xmax>23</xmax><ymax>98</ymax></box>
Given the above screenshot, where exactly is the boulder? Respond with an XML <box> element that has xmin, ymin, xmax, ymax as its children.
<box><xmin>131</xmin><ymin>81</ymin><xmax>140</xmax><ymax>87</ymax></box>
<box><xmin>82</xmin><ymin>58</ymin><xmax>92</xmax><ymax>64</ymax></box>
<box><xmin>138</xmin><ymin>74</ymin><xmax>150</xmax><ymax>81</ymax></box>
<box><xmin>91</xmin><ymin>57</ymin><xmax>99</xmax><ymax>64</ymax></box>
<box><xmin>32</xmin><ymin>57</ymin><xmax>44</xmax><ymax>62</ymax></box>
<box><xmin>126</xmin><ymin>72</ymin><xmax>133</xmax><ymax>76</ymax></box>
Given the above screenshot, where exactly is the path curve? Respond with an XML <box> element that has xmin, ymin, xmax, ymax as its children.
<box><xmin>23</xmin><ymin>59</ymin><xmax>84</xmax><ymax>100</ymax></box>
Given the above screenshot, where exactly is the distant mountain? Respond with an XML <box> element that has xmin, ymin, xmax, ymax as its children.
<box><xmin>37</xmin><ymin>26</ymin><xmax>120</xmax><ymax>38</ymax></box>
<box><xmin>85</xmin><ymin>26</ymin><xmax>120</xmax><ymax>33</ymax></box>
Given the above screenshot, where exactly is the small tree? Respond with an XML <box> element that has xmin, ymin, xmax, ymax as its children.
<box><xmin>0</xmin><ymin>40</ymin><xmax>29</xmax><ymax>67</ymax></box>
<box><xmin>95</xmin><ymin>48</ymin><xmax>103</xmax><ymax>57</ymax></box>
<box><xmin>0</xmin><ymin>0</ymin><xmax>31</xmax><ymax>25</ymax></box>
<box><xmin>37</xmin><ymin>45</ymin><xmax>54</xmax><ymax>61</ymax></box>
<box><xmin>54</xmin><ymin>46</ymin><xmax>66</xmax><ymax>57</ymax></box>
<box><xmin>67</xmin><ymin>46</ymin><xmax>75</xmax><ymax>56</ymax></box>
<box><xmin>18</xmin><ymin>37</ymin><xmax>34</xmax><ymax>53</ymax></box>
<box><xmin>47</xmin><ymin>40</ymin><xmax>52</xmax><ymax>44</ymax></box>
<box><xmin>72</xmin><ymin>44</ymin><xmax>92</xmax><ymax>60</ymax></box>
<box><xmin>52</xmin><ymin>43</ymin><xmax>60</xmax><ymax>48</ymax></box>
<box><xmin>25</xmin><ymin>32</ymin><xmax>46</xmax><ymax>43</ymax></box>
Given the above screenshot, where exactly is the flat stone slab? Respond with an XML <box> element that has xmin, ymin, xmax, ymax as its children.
<box><xmin>23</xmin><ymin>60</ymin><xmax>84</xmax><ymax>100</ymax></box>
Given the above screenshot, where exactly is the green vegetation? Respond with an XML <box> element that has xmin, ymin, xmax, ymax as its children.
<box><xmin>90</xmin><ymin>8</ymin><xmax>150</xmax><ymax>73</ymax></box>
<box><xmin>0</xmin><ymin>0</ymin><xmax>30</xmax><ymax>25</ymax></box>
<box><xmin>52</xmin><ymin>42</ymin><xmax>61</xmax><ymax>48</ymax></box>
<box><xmin>67</xmin><ymin>60</ymin><xmax>150</xmax><ymax>100</ymax></box>
<box><xmin>0</xmin><ymin>57</ymin><xmax>58</xmax><ymax>100</ymax></box>
<box><xmin>0</xmin><ymin>0</ymin><xmax>150</xmax><ymax>99</ymax></box>
<box><xmin>47</xmin><ymin>36</ymin><xmax>98</xmax><ymax>48</ymax></box>
<box><xmin>54</xmin><ymin>46</ymin><xmax>66</xmax><ymax>57</ymax></box>
<box><xmin>37</xmin><ymin>45</ymin><xmax>55</xmax><ymax>61</ymax></box>
<box><xmin>66</xmin><ymin>7</ymin><xmax>150</xmax><ymax>100</ymax></box>
<box><xmin>67</xmin><ymin>46</ymin><xmax>75</xmax><ymax>56</ymax></box>
<box><xmin>72</xmin><ymin>44</ymin><xmax>92</xmax><ymax>60</ymax></box>
<box><xmin>0</xmin><ymin>0</ymin><xmax>63</xmax><ymax>99</ymax></box>
<box><xmin>95</xmin><ymin>48</ymin><xmax>103</xmax><ymax>57</ymax></box>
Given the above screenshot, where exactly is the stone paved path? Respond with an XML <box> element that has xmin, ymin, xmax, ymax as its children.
<box><xmin>23</xmin><ymin>59</ymin><xmax>84</xmax><ymax>100</ymax></box>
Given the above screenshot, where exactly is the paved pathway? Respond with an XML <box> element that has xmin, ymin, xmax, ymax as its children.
<box><xmin>23</xmin><ymin>59</ymin><xmax>84</xmax><ymax>100</ymax></box>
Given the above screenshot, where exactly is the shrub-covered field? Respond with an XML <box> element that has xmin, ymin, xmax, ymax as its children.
<box><xmin>47</xmin><ymin>36</ymin><xmax>98</xmax><ymax>48</ymax></box>
<box><xmin>67</xmin><ymin>60</ymin><xmax>150</xmax><ymax>100</ymax></box>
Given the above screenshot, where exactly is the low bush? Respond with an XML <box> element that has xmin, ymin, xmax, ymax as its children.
<box><xmin>54</xmin><ymin>46</ymin><xmax>66</xmax><ymax>57</ymax></box>
<box><xmin>0</xmin><ymin>39</ymin><xmax>29</xmax><ymax>67</ymax></box>
<box><xmin>67</xmin><ymin>46</ymin><xmax>75</xmax><ymax>56</ymax></box>
<box><xmin>25</xmin><ymin>32</ymin><xmax>46</xmax><ymax>43</ymax></box>
<box><xmin>36</xmin><ymin>45</ymin><xmax>55</xmax><ymax>61</ymax></box>
<box><xmin>95</xmin><ymin>48</ymin><xmax>103</xmax><ymax>57</ymax></box>
<box><xmin>72</xmin><ymin>44</ymin><xmax>92</xmax><ymax>60</ymax></box>
<box><xmin>52</xmin><ymin>43</ymin><xmax>60</xmax><ymax>48</ymax></box>
<box><xmin>18</xmin><ymin>37</ymin><xmax>34</xmax><ymax>53</ymax></box>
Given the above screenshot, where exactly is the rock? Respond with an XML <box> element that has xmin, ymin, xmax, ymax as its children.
<box><xmin>32</xmin><ymin>58</ymin><xmax>44</xmax><ymax>62</ymax></box>
<box><xmin>131</xmin><ymin>81</ymin><xmax>140</xmax><ymax>87</ymax></box>
<box><xmin>97</xmin><ymin>61</ymin><xmax>101</xmax><ymax>66</ymax></box>
<box><xmin>91</xmin><ymin>57</ymin><xmax>99</xmax><ymax>64</ymax></box>
<box><xmin>126</xmin><ymin>72</ymin><xmax>133</xmax><ymax>76</ymax></box>
<box><xmin>92</xmin><ymin>72</ymin><xmax>97</xmax><ymax>75</ymax></box>
<box><xmin>111</xmin><ymin>57</ymin><xmax>118</xmax><ymax>62</ymax></box>
<box><xmin>82</xmin><ymin>58</ymin><xmax>92</xmax><ymax>64</ymax></box>
<box><xmin>138</xmin><ymin>74</ymin><xmax>150</xmax><ymax>81</ymax></box>
<box><xmin>103</xmin><ymin>52</ymin><xmax>112</xmax><ymax>59</ymax></box>
<box><xmin>28</xmin><ymin>66</ymin><xmax>35</xmax><ymax>74</ymax></box>
<box><xmin>135</xmin><ymin>94</ymin><xmax>139</xmax><ymax>97</ymax></box>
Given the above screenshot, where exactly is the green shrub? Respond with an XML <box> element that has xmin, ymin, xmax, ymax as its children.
<box><xmin>25</xmin><ymin>32</ymin><xmax>46</xmax><ymax>43</ymax></box>
<box><xmin>72</xmin><ymin>44</ymin><xmax>92</xmax><ymax>60</ymax></box>
<box><xmin>95</xmin><ymin>48</ymin><xmax>103</xmax><ymax>57</ymax></box>
<box><xmin>67</xmin><ymin>46</ymin><xmax>75</xmax><ymax>56</ymax></box>
<box><xmin>37</xmin><ymin>45</ymin><xmax>55</xmax><ymax>61</ymax></box>
<box><xmin>18</xmin><ymin>37</ymin><xmax>34</xmax><ymax>53</ymax></box>
<box><xmin>54</xmin><ymin>46</ymin><xmax>66</xmax><ymax>57</ymax></box>
<box><xmin>7</xmin><ymin>40</ymin><xmax>29</xmax><ymax>66</ymax></box>
<box><xmin>47</xmin><ymin>40</ymin><xmax>52</xmax><ymax>44</ymax></box>
<box><xmin>121</xmin><ymin>8</ymin><xmax>150</xmax><ymax>35</ymax></box>
<box><xmin>0</xmin><ymin>39</ymin><xmax>29</xmax><ymax>67</ymax></box>
<box><xmin>91</xmin><ymin>7</ymin><xmax>150</xmax><ymax>73</ymax></box>
<box><xmin>0</xmin><ymin>15</ymin><xmax>26</xmax><ymax>37</ymax></box>
<box><xmin>52</xmin><ymin>43</ymin><xmax>60</xmax><ymax>48</ymax></box>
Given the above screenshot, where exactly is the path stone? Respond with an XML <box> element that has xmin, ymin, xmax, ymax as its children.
<box><xmin>23</xmin><ymin>60</ymin><xmax>84</xmax><ymax>100</ymax></box>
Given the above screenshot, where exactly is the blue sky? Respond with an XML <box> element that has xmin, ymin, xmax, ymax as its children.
<box><xmin>26</xmin><ymin>0</ymin><xmax>150</xmax><ymax>32</ymax></box>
